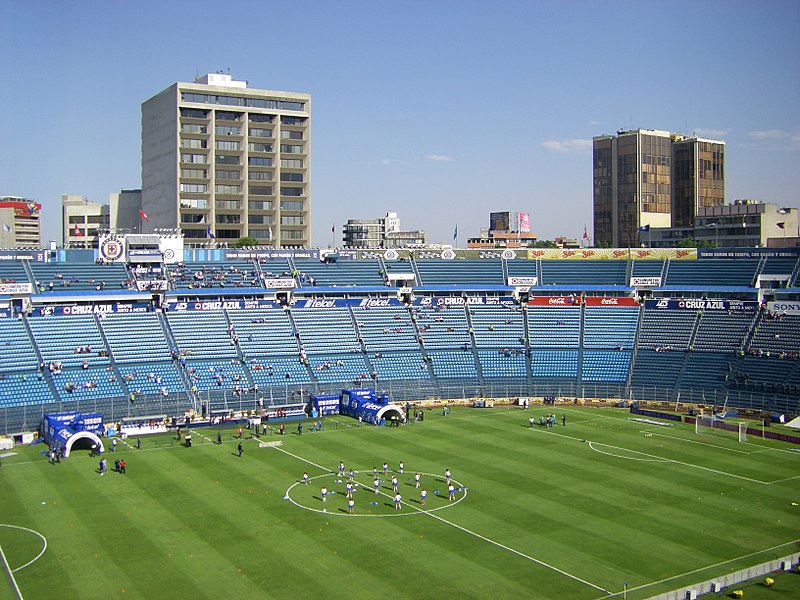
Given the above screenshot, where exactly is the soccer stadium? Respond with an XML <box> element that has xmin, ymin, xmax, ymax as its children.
<box><xmin>1</xmin><ymin>243</ymin><xmax>800</xmax><ymax>599</ymax></box>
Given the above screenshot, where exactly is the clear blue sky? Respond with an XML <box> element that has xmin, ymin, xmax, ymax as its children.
<box><xmin>1</xmin><ymin>0</ymin><xmax>798</xmax><ymax>247</ymax></box>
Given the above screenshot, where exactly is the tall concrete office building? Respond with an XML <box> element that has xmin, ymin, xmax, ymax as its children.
<box><xmin>592</xmin><ymin>129</ymin><xmax>724</xmax><ymax>247</ymax></box>
<box><xmin>142</xmin><ymin>73</ymin><xmax>311</xmax><ymax>246</ymax></box>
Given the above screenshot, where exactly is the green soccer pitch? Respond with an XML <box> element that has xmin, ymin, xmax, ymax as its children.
<box><xmin>1</xmin><ymin>405</ymin><xmax>799</xmax><ymax>600</ymax></box>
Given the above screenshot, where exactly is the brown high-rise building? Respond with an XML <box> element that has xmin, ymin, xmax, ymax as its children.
<box><xmin>592</xmin><ymin>129</ymin><xmax>724</xmax><ymax>247</ymax></box>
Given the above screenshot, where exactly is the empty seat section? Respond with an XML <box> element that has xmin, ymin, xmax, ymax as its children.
<box><xmin>353</xmin><ymin>305</ymin><xmax>419</xmax><ymax>352</ymax></box>
<box><xmin>415</xmin><ymin>260</ymin><xmax>504</xmax><ymax>286</ymax></box>
<box><xmin>470</xmin><ymin>304</ymin><xmax>525</xmax><ymax>349</ymax></box>
<box><xmin>167</xmin><ymin>311</ymin><xmax>238</xmax><ymax>360</ymax></box>
<box><xmin>292</xmin><ymin>259</ymin><xmax>385</xmax><ymax>287</ymax></box>
<box><xmin>582</xmin><ymin>351</ymin><xmax>631</xmax><ymax>382</ymax></box>
<box><xmin>629</xmin><ymin>349</ymin><xmax>685</xmax><ymax>392</ymax></box>
<box><xmin>28</xmin><ymin>314</ymin><xmax>110</xmax><ymax>369</ymax></box>
<box><xmin>291</xmin><ymin>306</ymin><xmax>360</xmax><ymax>354</ymax></box>
<box><xmin>0</xmin><ymin>318</ymin><xmax>39</xmax><ymax>371</ymax></box>
<box><xmin>167</xmin><ymin>261</ymin><xmax>261</xmax><ymax>290</ymax></box>
<box><xmin>583</xmin><ymin>306</ymin><xmax>639</xmax><ymax>349</ymax></box>
<box><xmin>531</xmin><ymin>350</ymin><xmax>578</xmax><ymax>377</ymax></box>
<box><xmin>119</xmin><ymin>363</ymin><xmax>185</xmax><ymax>395</ymax></box>
<box><xmin>0</xmin><ymin>372</ymin><xmax>54</xmax><ymax>408</ymax></box>
<box><xmin>526</xmin><ymin>306</ymin><xmax>581</xmax><ymax>347</ymax></box>
<box><xmin>416</xmin><ymin>304</ymin><xmax>471</xmax><ymax>350</ymax></box>
<box><xmin>637</xmin><ymin>309</ymin><xmax>695</xmax><ymax>350</ymax></box>
<box><xmin>478</xmin><ymin>349</ymin><xmax>527</xmax><ymax>378</ymax></box>
<box><xmin>540</xmin><ymin>260</ymin><xmax>627</xmax><ymax>286</ymax></box>
<box><xmin>308</xmin><ymin>355</ymin><xmax>370</xmax><ymax>384</ymax></box>
<box><xmin>665</xmin><ymin>259</ymin><xmax>760</xmax><ymax>287</ymax></box>
<box><xmin>427</xmin><ymin>351</ymin><xmax>479</xmax><ymax>379</ymax></box>
<box><xmin>29</xmin><ymin>262</ymin><xmax>131</xmax><ymax>293</ymax></box>
<box><xmin>52</xmin><ymin>366</ymin><xmax>125</xmax><ymax>402</ymax></box>
<box><xmin>185</xmin><ymin>360</ymin><xmax>249</xmax><ymax>391</ymax></box>
<box><xmin>101</xmin><ymin>312</ymin><xmax>172</xmax><ymax>362</ymax></box>
<box><xmin>748</xmin><ymin>313</ymin><xmax>800</xmax><ymax>356</ymax></box>
<box><xmin>247</xmin><ymin>356</ymin><xmax>313</xmax><ymax>387</ymax></box>
<box><xmin>371</xmin><ymin>351</ymin><xmax>429</xmax><ymax>380</ymax></box>
<box><xmin>677</xmin><ymin>353</ymin><xmax>731</xmax><ymax>397</ymax></box>
<box><xmin>227</xmin><ymin>307</ymin><xmax>298</xmax><ymax>357</ymax></box>
<box><xmin>692</xmin><ymin>311</ymin><xmax>754</xmax><ymax>353</ymax></box>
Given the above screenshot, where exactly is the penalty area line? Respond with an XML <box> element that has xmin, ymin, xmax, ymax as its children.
<box><xmin>274</xmin><ymin>446</ymin><xmax>611</xmax><ymax>594</ymax></box>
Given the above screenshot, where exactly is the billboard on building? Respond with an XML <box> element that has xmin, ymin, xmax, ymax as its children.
<box><xmin>516</xmin><ymin>212</ymin><xmax>530</xmax><ymax>232</ymax></box>
<box><xmin>490</xmin><ymin>211</ymin><xmax>510</xmax><ymax>232</ymax></box>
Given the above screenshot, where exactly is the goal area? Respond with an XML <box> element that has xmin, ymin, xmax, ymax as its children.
<box><xmin>694</xmin><ymin>415</ymin><xmax>749</xmax><ymax>442</ymax></box>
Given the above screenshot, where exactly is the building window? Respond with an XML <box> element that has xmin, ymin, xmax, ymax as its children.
<box><xmin>281</xmin><ymin>116</ymin><xmax>306</xmax><ymax>125</ymax></box>
<box><xmin>181</xmin><ymin>153</ymin><xmax>207</xmax><ymax>164</ymax></box>
<box><xmin>180</xmin><ymin>108</ymin><xmax>207</xmax><ymax>119</ymax></box>
<box><xmin>215</xmin><ymin>229</ymin><xmax>240</xmax><ymax>239</ymax></box>
<box><xmin>249</xmin><ymin>114</ymin><xmax>275</xmax><ymax>123</ymax></box>
<box><xmin>251</xmin><ymin>229</ymin><xmax>273</xmax><ymax>239</ymax></box>
<box><xmin>249</xmin><ymin>186</ymin><xmax>273</xmax><ymax>196</ymax></box>
<box><xmin>182</xmin><ymin>228</ymin><xmax>207</xmax><ymax>239</ymax></box>
<box><xmin>215</xmin><ymin>184</ymin><xmax>241</xmax><ymax>194</ymax></box>
<box><xmin>281</xmin><ymin>130</ymin><xmax>303</xmax><ymax>140</ymax></box>
<box><xmin>249</xmin><ymin>128</ymin><xmax>272</xmax><ymax>138</ymax></box>
<box><xmin>282</xmin><ymin>229</ymin><xmax>304</xmax><ymax>240</ymax></box>
<box><xmin>215</xmin><ymin>155</ymin><xmax>240</xmax><ymax>165</ymax></box>
<box><xmin>216</xmin><ymin>169</ymin><xmax>240</xmax><ymax>180</ymax></box>
<box><xmin>281</xmin><ymin>200</ymin><xmax>304</xmax><ymax>211</ymax></box>
<box><xmin>280</xmin><ymin>144</ymin><xmax>304</xmax><ymax>154</ymax></box>
<box><xmin>215</xmin><ymin>111</ymin><xmax>240</xmax><ymax>121</ymax></box>
<box><xmin>248</xmin><ymin>215</ymin><xmax>273</xmax><ymax>224</ymax></box>
<box><xmin>215</xmin><ymin>125</ymin><xmax>241</xmax><ymax>136</ymax></box>
<box><xmin>181</xmin><ymin>168</ymin><xmax>207</xmax><ymax>178</ymax></box>
<box><xmin>248</xmin><ymin>171</ymin><xmax>272</xmax><ymax>181</ymax></box>
<box><xmin>248</xmin><ymin>142</ymin><xmax>273</xmax><ymax>153</ymax></box>
<box><xmin>181</xmin><ymin>124</ymin><xmax>207</xmax><ymax>134</ymax></box>
<box><xmin>181</xmin><ymin>214</ymin><xmax>207</xmax><ymax>224</ymax></box>
<box><xmin>280</xmin><ymin>187</ymin><xmax>303</xmax><ymax>197</ymax></box>
<box><xmin>180</xmin><ymin>183</ymin><xmax>208</xmax><ymax>193</ymax></box>
<box><xmin>280</xmin><ymin>172</ymin><xmax>303</xmax><ymax>182</ymax></box>
<box><xmin>180</xmin><ymin>198</ymin><xmax>208</xmax><ymax>209</ymax></box>
<box><xmin>216</xmin><ymin>214</ymin><xmax>241</xmax><ymax>224</ymax></box>
<box><xmin>281</xmin><ymin>216</ymin><xmax>304</xmax><ymax>225</ymax></box>
<box><xmin>280</xmin><ymin>158</ymin><xmax>304</xmax><ymax>168</ymax></box>
<box><xmin>248</xmin><ymin>200</ymin><xmax>273</xmax><ymax>211</ymax></box>
<box><xmin>216</xmin><ymin>140</ymin><xmax>240</xmax><ymax>151</ymax></box>
<box><xmin>215</xmin><ymin>200</ymin><xmax>240</xmax><ymax>210</ymax></box>
<box><xmin>181</xmin><ymin>138</ymin><xmax>207</xmax><ymax>149</ymax></box>
<box><xmin>249</xmin><ymin>157</ymin><xmax>272</xmax><ymax>167</ymax></box>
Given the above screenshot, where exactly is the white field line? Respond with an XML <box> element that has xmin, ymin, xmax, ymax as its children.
<box><xmin>532</xmin><ymin>427</ymin><xmax>770</xmax><ymax>485</ymax></box>
<box><xmin>596</xmin><ymin>538</ymin><xmax>800</xmax><ymax>599</ymax></box>
<box><xmin>273</xmin><ymin>446</ymin><xmax>611</xmax><ymax>594</ymax></box>
<box><xmin>0</xmin><ymin>538</ymin><xmax>23</xmax><ymax>600</ymax></box>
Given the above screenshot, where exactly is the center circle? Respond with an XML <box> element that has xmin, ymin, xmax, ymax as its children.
<box><xmin>285</xmin><ymin>470</ymin><xmax>468</xmax><ymax>517</ymax></box>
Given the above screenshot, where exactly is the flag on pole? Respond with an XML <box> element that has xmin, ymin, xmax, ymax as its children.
<box><xmin>777</xmin><ymin>222</ymin><xmax>786</xmax><ymax>229</ymax></box>
<box><xmin>139</xmin><ymin>209</ymin><xmax>149</xmax><ymax>222</ymax></box>
<box><xmin>583</xmin><ymin>225</ymin><xmax>589</xmax><ymax>239</ymax></box>
<box><xmin>73</xmin><ymin>224</ymin><xmax>83</xmax><ymax>236</ymax></box>
<box><xmin>2</xmin><ymin>223</ymin><xmax>11</xmax><ymax>233</ymax></box>
<box><xmin>453</xmin><ymin>225</ymin><xmax>458</xmax><ymax>241</ymax></box>
<box><xmin>638</xmin><ymin>224</ymin><xmax>650</xmax><ymax>232</ymax></box>
<box><xmin>268</xmin><ymin>226</ymin><xmax>273</xmax><ymax>239</ymax></box>
<box><xmin>331</xmin><ymin>223</ymin><xmax>335</xmax><ymax>234</ymax></box>
<box><xmin>207</xmin><ymin>226</ymin><xmax>215</xmax><ymax>239</ymax></box>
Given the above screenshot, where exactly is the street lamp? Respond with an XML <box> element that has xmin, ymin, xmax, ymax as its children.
<box><xmin>706</xmin><ymin>222</ymin><xmax>718</xmax><ymax>247</ymax></box>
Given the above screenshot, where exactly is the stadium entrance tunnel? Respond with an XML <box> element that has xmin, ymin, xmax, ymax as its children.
<box><xmin>374</xmin><ymin>405</ymin><xmax>404</xmax><ymax>424</ymax></box>
<box><xmin>63</xmin><ymin>431</ymin><xmax>104</xmax><ymax>458</ymax></box>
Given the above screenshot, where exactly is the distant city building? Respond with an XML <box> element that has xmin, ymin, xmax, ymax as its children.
<box><xmin>593</xmin><ymin>129</ymin><xmax>725</xmax><ymax>247</ymax></box>
<box><xmin>0</xmin><ymin>196</ymin><xmax>41</xmax><ymax>248</ymax></box>
<box><xmin>109</xmin><ymin>188</ymin><xmax>143</xmax><ymax>233</ymax></box>
<box><xmin>142</xmin><ymin>73</ymin><xmax>311</xmax><ymax>247</ymax></box>
<box><xmin>62</xmin><ymin>194</ymin><xmax>110</xmax><ymax>249</ymax></box>
<box><xmin>643</xmin><ymin>200</ymin><xmax>796</xmax><ymax>248</ymax></box>
<box><xmin>342</xmin><ymin>212</ymin><xmax>425</xmax><ymax>248</ymax></box>
<box><xmin>467</xmin><ymin>212</ymin><xmax>537</xmax><ymax>248</ymax></box>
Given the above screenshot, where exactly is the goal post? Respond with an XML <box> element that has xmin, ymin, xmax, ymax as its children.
<box><xmin>694</xmin><ymin>414</ymin><xmax>750</xmax><ymax>442</ymax></box>
<box><xmin>738</xmin><ymin>421</ymin><xmax>748</xmax><ymax>443</ymax></box>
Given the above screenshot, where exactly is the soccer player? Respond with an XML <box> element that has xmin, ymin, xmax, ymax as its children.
<box><xmin>414</xmin><ymin>472</ymin><xmax>421</xmax><ymax>488</ymax></box>
<box><xmin>399</xmin><ymin>461</ymin><xmax>405</xmax><ymax>474</ymax></box>
<box><xmin>346</xmin><ymin>481</ymin><xmax>353</xmax><ymax>499</ymax></box>
<box><xmin>448</xmin><ymin>483</ymin><xmax>456</xmax><ymax>501</ymax></box>
<box><xmin>391</xmin><ymin>475</ymin><xmax>398</xmax><ymax>493</ymax></box>
<box><xmin>383</xmin><ymin>462</ymin><xmax>389</xmax><ymax>476</ymax></box>
<box><xmin>444</xmin><ymin>469</ymin><xmax>452</xmax><ymax>484</ymax></box>
<box><xmin>302</xmin><ymin>471</ymin><xmax>309</xmax><ymax>485</ymax></box>
<box><xmin>348</xmin><ymin>498</ymin><xmax>355</xmax><ymax>515</ymax></box>
<box><xmin>373</xmin><ymin>466</ymin><xmax>378</xmax><ymax>478</ymax></box>
<box><xmin>420</xmin><ymin>488</ymin><xmax>427</xmax><ymax>506</ymax></box>
<box><xmin>373</xmin><ymin>477</ymin><xmax>381</xmax><ymax>494</ymax></box>
<box><xmin>321</xmin><ymin>486</ymin><xmax>328</xmax><ymax>503</ymax></box>
<box><xmin>338</xmin><ymin>461</ymin><xmax>345</xmax><ymax>478</ymax></box>
<box><xmin>394</xmin><ymin>493</ymin><xmax>402</xmax><ymax>510</ymax></box>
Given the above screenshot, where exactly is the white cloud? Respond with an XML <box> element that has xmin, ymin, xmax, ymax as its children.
<box><xmin>541</xmin><ymin>139</ymin><xmax>592</xmax><ymax>154</ymax></box>
<box><xmin>748</xmin><ymin>129</ymin><xmax>788</xmax><ymax>140</ymax></box>
<box><xmin>380</xmin><ymin>158</ymin><xmax>401</xmax><ymax>165</ymax></box>
<box><xmin>693</xmin><ymin>128</ymin><xmax>728</xmax><ymax>138</ymax></box>
<box><xmin>425</xmin><ymin>154</ymin><xmax>453</xmax><ymax>162</ymax></box>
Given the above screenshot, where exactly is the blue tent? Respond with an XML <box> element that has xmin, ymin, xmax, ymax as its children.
<box><xmin>41</xmin><ymin>412</ymin><xmax>105</xmax><ymax>457</ymax></box>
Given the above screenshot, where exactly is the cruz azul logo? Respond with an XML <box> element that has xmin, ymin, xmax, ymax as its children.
<box><xmin>99</xmin><ymin>237</ymin><xmax>124</xmax><ymax>261</ymax></box>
